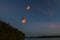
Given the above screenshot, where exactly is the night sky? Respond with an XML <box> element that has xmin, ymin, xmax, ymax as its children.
<box><xmin>0</xmin><ymin>0</ymin><xmax>60</xmax><ymax>37</ymax></box>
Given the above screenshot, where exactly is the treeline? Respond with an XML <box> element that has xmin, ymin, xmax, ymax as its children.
<box><xmin>26</xmin><ymin>35</ymin><xmax>60</xmax><ymax>38</ymax></box>
<box><xmin>0</xmin><ymin>20</ymin><xmax>25</xmax><ymax>40</ymax></box>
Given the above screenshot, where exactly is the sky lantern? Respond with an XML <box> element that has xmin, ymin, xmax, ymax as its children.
<box><xmin>26</xmin><ymin>5</ymin><xmax>30</xmax><ymax>11</ymax></box>
<box><xmin>21</xmin><ymin>17</ymin><xmax>26</xmax><ymax>24</ymax></box>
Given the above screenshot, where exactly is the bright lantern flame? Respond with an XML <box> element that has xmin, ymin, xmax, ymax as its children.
<box><xmin>21</xmin><ymin>18</ymin><xmax>26</xmax><ymax>24</ymax></box>
<box><xmin>26</xmin><ymin>5</ymin><xmax>30</xmax><ymax>10</ymax></box>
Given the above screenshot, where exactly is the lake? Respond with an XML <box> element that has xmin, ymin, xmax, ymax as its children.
<box><xmin>25</xmin><ymin>38</ymin><xmax>60</xmax><ymax>40</ymax></box>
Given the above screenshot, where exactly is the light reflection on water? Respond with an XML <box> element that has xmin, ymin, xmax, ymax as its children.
<box><xmin>25</xmin><ymin>38</ymin><xmax>60</xmax><ymax>40</ymax></box>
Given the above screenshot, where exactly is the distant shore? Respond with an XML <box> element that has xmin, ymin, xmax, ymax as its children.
<box><xmin>25</xmin><ymin>35</ymin><xmax>60</xmax><ymax>38</ymax></box>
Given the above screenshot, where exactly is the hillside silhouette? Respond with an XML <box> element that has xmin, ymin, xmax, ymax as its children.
<box><xmin>0</xmin><ymin>19</ymin><xmax>25</xmax><ymax>40</ymax></box>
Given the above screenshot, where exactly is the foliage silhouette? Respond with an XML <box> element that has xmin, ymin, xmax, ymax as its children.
<box><xmin>0</xmin><ymin>19</ymin><xmax>25</xmax><ymax>40</ymax></box>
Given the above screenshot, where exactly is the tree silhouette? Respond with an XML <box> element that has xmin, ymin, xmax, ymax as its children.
<box><xmin>0</xmin><ymin>19</ymin><xmax>25</xmax><ymax>40</ymax></box>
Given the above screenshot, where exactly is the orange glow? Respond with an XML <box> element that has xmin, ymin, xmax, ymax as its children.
<box><xmin>21</xmin><ymin>17</ymin><xmax>26</xmax><ymax>24</ymax></box>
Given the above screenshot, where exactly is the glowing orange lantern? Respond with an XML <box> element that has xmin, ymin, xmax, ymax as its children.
<box><xmin>21</xmin><ymin>17</ymin><xmax>26</xmax><ymax>24</ymax></box>
<box><xmin>26</xmin><ymin>5</ymin><xmax>30</xmax><ymax>10</ymax></box>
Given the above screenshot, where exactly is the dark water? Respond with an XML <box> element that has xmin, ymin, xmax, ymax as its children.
<box><xmin>25</xmin><ymin>38</ymin><xmax>60</xmax><ymax>40</ymax></box>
